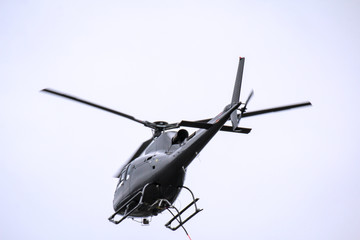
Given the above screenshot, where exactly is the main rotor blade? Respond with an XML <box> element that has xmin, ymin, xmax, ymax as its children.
<box><xmin>179</xmin><ymin>120</ymin><xmax>213</xmax><ymax>129</ymax></box>
<box><xmin>113</xmin><ymin>138</ymin><xmax>153</xmax><ymax>178</ymax></box>
<box><xmin>178</xmin><ymin>120</ymin><xmax>251</xmax><ymax>134</ymax></box>
<box><xmin>191</xmin><ymin>101</ymin><xmax>312</xmax><ymax>123</ymax></box>
<box><xmin>241</xmin><ymin>102</ymin><xmax>312</xmax><ymax>118</ymax></box>
<box><xmin>41</xmin><ymin>88</ymin><xmax>147</xmax><ymax>126</ymax></box>
<box><xmin>129</xmin><ymin>138</ymin><xmax>153</xmax><ymax>162</ymax></box>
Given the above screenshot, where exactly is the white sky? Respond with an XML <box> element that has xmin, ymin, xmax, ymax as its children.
<box><xmin>1</xmin><ymin>0</ymin><xmax>360</xmax><ymax>239</ymax></box>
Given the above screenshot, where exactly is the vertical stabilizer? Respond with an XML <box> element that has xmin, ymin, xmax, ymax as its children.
<box><xmin>230</xmin><ymin>57</ymin><xmax>245</xmax><ymax>129</ymax></box>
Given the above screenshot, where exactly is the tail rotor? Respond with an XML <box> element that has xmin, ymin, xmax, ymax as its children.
<box><xmin>240</xmin><ymin>90</ymin><xmax>254</xmax><ymax>115</ymax></box>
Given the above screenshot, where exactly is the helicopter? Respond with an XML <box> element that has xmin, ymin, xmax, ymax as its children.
<box><xmin>42</xmin><ymin>57</ymin><xmax>311</xmax><ymax>236</ymax></box>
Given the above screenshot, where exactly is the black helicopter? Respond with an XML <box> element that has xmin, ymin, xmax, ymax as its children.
<box><xmin>42</xmin><ymin>57</ymin><xmax>311</xmax><ymax>235</ymax></box>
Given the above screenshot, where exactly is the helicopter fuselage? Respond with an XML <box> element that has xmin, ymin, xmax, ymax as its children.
<box><xmin>113</xmin><ymin>103</ymin><xmax>240</xmax><ymax>217</ymax></box>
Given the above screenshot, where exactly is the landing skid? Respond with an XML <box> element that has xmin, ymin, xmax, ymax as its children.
<box><xmin>108</xmin><ymin>183</ymin><xmax>152</xmax><ymax>225</ymax></box>
<box><xmin>108</xmin><ymin>184</ymin><xmax>202</xmax><ymax>234</ymax></box>
<box><xmin>165</xmin><ymin>186</ymin><xmax>203</xmax><ymax>231</ymax></box>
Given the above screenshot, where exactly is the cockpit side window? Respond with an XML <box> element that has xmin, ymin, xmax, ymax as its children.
<box><xmin>117</xmin><ymin>164</ymin><xmax>130</xmax><ymax>188</ymax></box>
<box><xmin>126</xmin><ymin>164</ymin><xmax>133</xmax><ymax>180</ymax></box>
<box><xmin>120</xmin><ymin>170</ymin><xmax>126</xmax><ymax>181</ymax></box>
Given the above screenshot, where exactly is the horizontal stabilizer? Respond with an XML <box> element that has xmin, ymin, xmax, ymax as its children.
<box><xmin>220</xmin><ymin>125</ymin><xmax>251</xmax><ymax>134</ymax></box>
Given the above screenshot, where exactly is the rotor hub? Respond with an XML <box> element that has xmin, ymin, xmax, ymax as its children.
<box><xmin>153</xmin><ymin>121</ymin><xmax>169</xmax><ymax>127</ymax></box>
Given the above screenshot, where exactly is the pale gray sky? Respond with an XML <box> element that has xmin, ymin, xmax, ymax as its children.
<box><xmin>1</xmin><ymin>0</ymin><xmax>360</xmax><ymax>239</ymax></box>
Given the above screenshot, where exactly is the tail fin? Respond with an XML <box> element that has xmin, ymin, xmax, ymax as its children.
<box><xmin>230</xmin><ymin>57</ymin><xmax>245</xmax><ymax>130</ymax></box>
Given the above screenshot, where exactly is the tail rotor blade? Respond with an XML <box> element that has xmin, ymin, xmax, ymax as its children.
<box><xmin>244</xmin><ymin>90</ymin><xmax>254</xmax><ymax>109</ymax></box>
<box><xmin>241</xmin><ymin>90</ymin><xmax>254</xmax><ymax>114</ymax></box>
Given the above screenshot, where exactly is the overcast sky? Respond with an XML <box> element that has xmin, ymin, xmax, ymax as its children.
<box><xmin>1</xmin><ymin>0</ymin><xmax>360</xmax><ymax>239</ymax></box>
